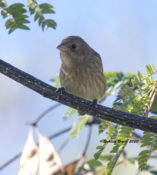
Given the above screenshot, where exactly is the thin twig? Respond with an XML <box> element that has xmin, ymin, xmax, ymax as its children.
<box><xmin>0</xmin><ymin>153</ymin><xmax>21</xmax><ymax>171</ymax></box>
<box><xmin>0</xmin><ymin>126</ymin><xmax>72</xmax><ymax>171</ymax></box>
<box><xmin>82</xmin><ymin>126</ymin><xmax>92</xmax><ymax>157</ymax></box>
<box><xmin>26</xmin><ymin>103</ymin><xmax>61</xmax><ymax>126</ymax></box>
<box><xmin>0</xmin><ymin>116</ymin><xmax>100</xmax><ymax>171</ymax></box>
<box><xmin>58</xmin><ymin>137</ymin><xmax>70</xmax><ymax>153</ymax></box>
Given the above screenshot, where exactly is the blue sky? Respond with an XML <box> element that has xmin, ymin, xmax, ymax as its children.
<box><xmin>1</xmin><ymin>0</ymin><xmax>157</xmax><ymax>174</ymax></box>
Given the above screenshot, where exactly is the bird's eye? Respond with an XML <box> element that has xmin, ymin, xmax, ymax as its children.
<box><xmin>71</xmin><ymin>44</ymin><xmax>76</xmax><ymax>49</ymax></box>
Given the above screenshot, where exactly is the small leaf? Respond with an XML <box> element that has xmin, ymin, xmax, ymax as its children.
<box><xmin>94</xmin><ymin>152</ymin><xmax>101</xmax><ymax>160</ymax></box>
<box><xmin>70</xmin><ymin>115</ymin><xmax>90</xmax><ymax>138</ymax></box>
<box><xmin>41</xmin><ymin>9</ymin><xmax>55</xmax><ymax>14</ymax></box>
<box><xmin>96</xmin><ymin>146</ymin><xmax>104</xmax><ymax>150</ymax></box>
<box><xmin>138</xmin><ymin>150</ymin><xmax>150</xmax><ymax>171</ymax></box>
<box><xmin>17</xmin><ymin>24</ymin><xmax>30</xmax><ymax>30</ymax></box>
<box><xmin>106</xmin><ymin>124</ymin><xmax>116</xmax><ymax>139</ymax></box>
<box><xmin>100</xmin><ymin>155</ymin><xmax>113</xmax><ymax>161</ymax></box>
<box><xmin>38</xmin><ymin>15</ymin><xmax>44</xmax><ymax>26</ymax></box>
<box><xmin>5</xmin><ymin>18</ymin><xmax>15</xmax><ymax>29</ymax></box>
<box><xmin>87</xmin><ymin>159</ymin><xmax>102</xmax><ymax>168</ymax></box>
<box><xmin>62</xmin><ymin>107</ymin><xmax>77</xmax><ymax>120</ymax></box>
<box><xmin>1</xmin><ymin>9</ymin><xmax>9</xmax><ymax>18</ymax></box>
<box><xmin>0</xmin><ymin>0</ymin><xmax>7</xmax><ymax>8</ymax></box>
<box><xmin>34</xmin><ymin>12</ymin><xmax>41</xmax><ymax>21</ymax></box>
<box><xmin>16</xmin><ymin>19</ymin><xmax>30</xmax><ymax>24</ymax></box>
<box><xmin>39</xmin><ymin>3</ymin><xmax>53</xmax><ymax>9</ymax></box>
<box><xmin>8</xmin><ymin>26</ymin><xmax>16</xmax><ymax>34</ymax></box>
<box><xmin>41</xmin><ymin>19</ymin><xmax>56</xmax><ymax>30</ymax></box>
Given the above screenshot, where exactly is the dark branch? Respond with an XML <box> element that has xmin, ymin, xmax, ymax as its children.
<box><xmin>0</xmin><ymin>59</ymin><xmax>157</xmax><ymax>133</ymax></box>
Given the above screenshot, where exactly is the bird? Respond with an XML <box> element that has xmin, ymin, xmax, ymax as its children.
<box><xmin>57</xmin><ymin>36</ymin><xmax>106</xmax><ymax>114</ymax></box>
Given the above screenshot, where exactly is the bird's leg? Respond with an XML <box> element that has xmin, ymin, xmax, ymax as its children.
<box><xmin>56</xmin><ymin>87</ymin><xmax>65</xmax><ymax>100</ymax></box>
<box><xmin>79</xmin><ymin>99</ymin><xmax>98</xmax><ymax>116</ymax></box>
<box><xmin>89</xmin><ymin>99</ymin><xmax>98</xmax><ymax>111</ymax></box>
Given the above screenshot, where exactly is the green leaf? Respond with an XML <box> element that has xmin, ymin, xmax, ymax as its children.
<box><xmin>153</xmin><ymin>135</ymin><xmax>157</xmax><ymax>151</ymax></box>
<box><xmin>137</xmin><ymin>71</ymin><xmax>144</xmax><ymax>81</ymax></box>
<box><xmin>41</xmin><ymin>19</ymin><xmax>56</xmax><ymax>30</ymax></box>
<box><xmin>5</xmin><ymin>18</ymin><xmax>15</xmax><ymax>29</ymax></box>
<box><xmin>17</xmin><ymin>24</ymin><xmax>30</xmax><ymax>30</ymax></box>
<box><xmin>39</xmin><ymin>3</ymin><xmax>53</xmax><ymax>9</ymax></box>
<box><xmin>98</xmin><ymin>120</ymin><xmax>110</xmax><ymax>134</ymax></box>
<box><xmin>34</xmin><ymin>12</ymin><xmax>41</xmax><ymax>21</ymax></box>
<box><xmin>106</xmin><ymin>125</ymin><xmax>117</xmax><ymax>139</ymax></box>
<box><xmin>7</xmin><ymin>3</ymin><xmax>24</xmax><ymax>10</ymax></box>
<box><xmin>38</xmin><ymin>16</ymin><xmax>44</xmax><ymax>26</ymax></box>
<box><xmin>150</xmin><ymin>97</ymin><xmax>157</xmax><ymax>114</ymax></box>
<box><xmin>62</xmin><ymin>107</ymin><xmax>77</xmax><ymax>120</ymax></box>
<box><xmin>8</xmin><ymin>26</ymin><xmax>16</xmax><ymax>34</ymax></box>
<box><xmin>150</xmin><ymin>116</ymin><xmax>157</xmax><ymax>119</ymax></box>
<box><xmin>145</xmin><ymin>65</ymin><xmax>151</xmax><ymax>75</ymax></box>
<box><xmin>41</xmin><ymin>9</ymin><xmax>55</xmax><ymax>14</ymax></box>
<box><xmin>1</xmin><ymin>9</ymin><xmax>9</xmax><ymax>18</ymax></box>
<box><xmin>0</xmin><ymin>0</ymin><xmax>7</xmax><ymax>8</ymax></box>
<box><xmin>87</xmin><ymin>159</ymin><xmax>102</xmax><ymax>168</ymax></box>
<box><xmin>16</xmin><ymin>18</ymin><xmax>30</xmax><ymax>24</ymax></box>
<box><xmin>14</xmin><ymin>14</ymin><xmax>29</xmax><ymax>20</ymax></box>
<box><xmin>96</xmin><ymin>145</ymin><xmax>104</xmax><ymax>150</ymax></box>
<box><xmin>111</xmin><ymin>144</ymin><xmax>119</xmax><ymax>153</ymax></box>
<box><xmin>150</xmin><ymin>63</ymin><xmax>157</xmax><ymax>72</ymax></box>
<box><xmin>141</xmin><ymin>131</ymin><xmax>154</xmax><ymax>147</ymax></box>
<box><xmin>138</xmin><ymin>150</ymin><xmax>150</xmax><ymax>171</ymax></box>
<box><xmin>52</xmin><ymin>76</ymin><xmax>60</xmax><ymax>88</ymax></box>
<box><xmin>100</xmin><ymin>155</ymin><xmax>113</xmax><ymax>161</ymax></box>
<box><xmin>70</xmin><ymin>115</ymin><xmax>90</xmax><ymax>138</ymax></box>
<box><xmin>6</xmin><ymin>3</ymin><xmax>26</xmax><ymax>15</ymax></box>
<box><xmin>94</xmin><ymin>152</ymin><xmax>101</xmax><ymax>160</ymax></box>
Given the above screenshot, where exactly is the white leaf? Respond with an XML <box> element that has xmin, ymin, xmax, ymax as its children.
<box><xmin>37</xmin><ymin>129</ymin><xmax>64</xmax><ymax>175</ymax></box>
<box><xmin>17</xmin><ymin>128</ymin><xmax>38</xmax><ymax>175</ymax></box>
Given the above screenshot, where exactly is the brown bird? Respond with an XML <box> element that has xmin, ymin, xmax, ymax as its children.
<box><xmin>57</xmin><ymin>36</ymin><xmax>106</xmax><ymax>114</ymax></box>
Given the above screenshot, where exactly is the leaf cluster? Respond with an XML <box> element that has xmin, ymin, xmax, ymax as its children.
<box><xmin>87</xmin><ymin>64</ymin><xmax>157</xmax><ymax>175</ymax></box>
<box><xmin>0</xmin><ymin>0</ymin><xmax>56</xmax><ymax>34</ymax></box>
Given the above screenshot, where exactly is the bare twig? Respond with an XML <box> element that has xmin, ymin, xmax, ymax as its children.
<box><xmin>0</xmin><ymin>126</ymin><xmax>72</xmax><ymax>171</ymax></box>
<box><xmin>26</xmin><ymin>103</ymin><xmax>61</xmax><ymax>126</ymax></box>
<box><xmin>0</xmin><ymin>116</ymin><xmax>101</xmax><ymax>171</ymax></box>
<box><xmin>0</xmin><ymin>153</ymin><xmax>21</xmax><ymax>171</ymax></box>
<box><xmin>58</xmin><ymin>137</ymin><xmax>70</xmax><ymax>153</ymax></box>
<box><xmin>82</xmin><ymin>126</ymin><xmax>92</xmax><ymax>157</ymax></box>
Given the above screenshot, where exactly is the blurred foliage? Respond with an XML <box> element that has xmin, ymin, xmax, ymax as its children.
<box><xmin>103</xmin><ymin>71</ymin><xmax>135</xmax><ymax>100</ymax></box>
<box><xmin>0</xmin><ymin>0</ymin><xmax>56</xmax><ymax>34</ymax></box>
<box><xmin>82</xmin><ymin>64</ymin><xmax>157</xmax><ymax>175</ymax></box>
<box><xmin>70</xmin><ymin>115</ymin><xmax>90</xmax><ymax>138</ymax></box>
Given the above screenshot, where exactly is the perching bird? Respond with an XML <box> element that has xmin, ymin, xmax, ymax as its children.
<box><xmin>57</xmin><ymin>36</ymin><xmax>106</xmax><ymax>114</ymax></box>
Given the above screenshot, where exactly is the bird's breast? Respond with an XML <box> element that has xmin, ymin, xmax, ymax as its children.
<box><xmin>60</xmin><ymin>63</ymin><xmax>106</xmax><ymax>101</ymax></box>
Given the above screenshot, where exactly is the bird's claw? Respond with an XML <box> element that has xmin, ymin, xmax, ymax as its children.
<box><xmin>56</xmin><ymin>87</ymin><xmax>65</xmax><ymax>100</ymax></box>
<box><xmin>79</xmin><ymin>99</ymin><xmax>98</xmax><ymax>115</ymax></box>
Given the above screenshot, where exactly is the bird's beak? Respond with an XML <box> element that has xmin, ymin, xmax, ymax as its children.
<box><xmin>57</xmin><ymin>43</ymin><xmax>64</xmax><ymax>50</ymax></box>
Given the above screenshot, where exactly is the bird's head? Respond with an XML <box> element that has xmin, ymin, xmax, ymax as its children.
<box><xmin>57</xmin><ymin>36</ymin><xmax>91</xmax><ymax>66</ymax></box>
